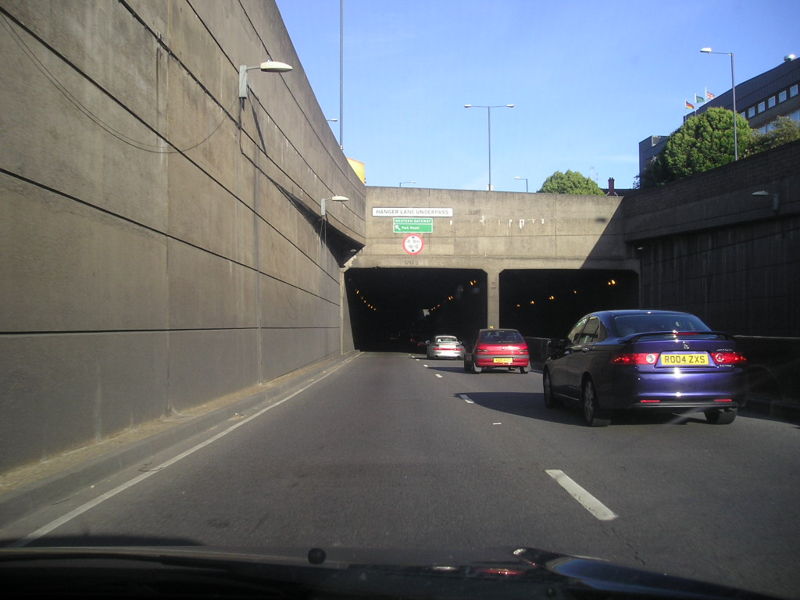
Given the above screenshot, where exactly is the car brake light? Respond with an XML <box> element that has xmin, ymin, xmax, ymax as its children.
<box><xmin>712</xmin><ymin>352</ymin><xmax>747</xmax><ymax>365</ymax></box>
<box><xmin>640</xmin><ymin>399</ymin><xmax>661</xmax><ymax>403</ymax></box>
<box><xmin>714</xmin><ymin>398</ymin><xmax>734</xmax><ymax>403</ymax></box>
<box><xmin>612</xmin><ymin>353</ymin><xmax>659</xmax><ymax>365</ymax></box>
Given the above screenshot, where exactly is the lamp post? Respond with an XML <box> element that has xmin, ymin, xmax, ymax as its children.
<box><xmin>700</xmin><ymin>47</ymin><xmax>738</xmax><ymax>161</ymax></box>
<box><xmin>514</xmin><ymin>176</ymin><xmax>529</xmax><ymax>192</ymax></box>
<box><xmin>399</xmin><ymin>181</ymin><xmax>416</xmax><ymax>187</ymax></box>
<box><xmin>339</xmin><ymin>0</ymin><xmax>344</xmax><ymax>150</ymax></box>
<box><xmin>464</xmin><ymin>104</ymin><xmax>515</xmax><ymax>190</ymax></box>
<box><xmin>237</xmin><ymin>59</ymin><xmax>292</xmax><ymax>384</ymax></box>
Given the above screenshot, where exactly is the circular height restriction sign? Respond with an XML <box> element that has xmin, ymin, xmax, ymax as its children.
<box><xmin>402</xmin><ymin>233</ymin><xmax>424</xmax><ymax>255</ymax></box>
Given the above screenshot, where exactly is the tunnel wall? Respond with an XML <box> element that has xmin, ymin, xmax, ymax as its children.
<box><xmin>0</xmin><ymin>0</ymin><xmax>365</xmax><ymax>472</ymax></box>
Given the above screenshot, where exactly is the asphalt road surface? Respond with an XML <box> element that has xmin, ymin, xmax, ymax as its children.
<box><xmin>3</xmin><ymin>352</ymin><xmax>799</xmax><ymax>598</ymax></box>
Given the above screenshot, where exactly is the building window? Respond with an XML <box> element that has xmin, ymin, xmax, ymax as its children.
<box><xmin>791</xmin><ymin>84</ymin><xmax>799</xmax><ymax>97</ymax></box>
<box><xmin>768</xmin><ymin>96</ymin><xmax>776</xmax><ymax>108</ymax></box>
<box><xmin>747</xmin><ymin>106</ymin><xmax>756</xmax><ymax>118</ymax></box>
<box><xmin>757</xmin><ymin>101</ymin><xmax>766</xmax><ymax>113</ymax></box>
<box><xmin>779</xmin><ymin>90</ymin><xmax>787</xmax><ymax>102</ymax></box>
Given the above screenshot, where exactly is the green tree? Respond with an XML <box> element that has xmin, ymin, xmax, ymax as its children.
<box><xmin>751</xmin><ymin>116</ymin><xmax>800</xmax><ymax>154</ymax></box>
<box><xmin>537</xmin><ymin>170</ymin><xmax>605</xmax><ymax>195</ymax></box>
<box><xmin>660</xmin><ymin>107</ymin><xmax>754</xmax><ymax>181</ymax></box>
<box><xmin>637</xmin><ymin>153</ymin><xmax>671</xmax><ymax>189</ymax></box>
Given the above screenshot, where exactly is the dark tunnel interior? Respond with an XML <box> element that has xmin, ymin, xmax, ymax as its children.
<box><xmin>345</xmin><ymin>268</ymin><xmax>639</xmax><ymax>351</ymax></box>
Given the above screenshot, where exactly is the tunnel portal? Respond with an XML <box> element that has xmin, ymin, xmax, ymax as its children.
<box><xmin>346</xmin><ymin>268</ymin><xmax>639</xmax><ymax>351</ymax></box>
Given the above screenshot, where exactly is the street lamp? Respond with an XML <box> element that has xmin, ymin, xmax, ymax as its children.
<box><xmin>514</xmin><ymin>176</ymin><xmax>529</xmax><ymax>192</ymax></box>
<box><xmin>752</xmin><ymin>190</ymin><xmax>780</xmax><ymax>212</ymax></box>
<box><xmin>238</xmin><ymin>60</ymin><xmax>293</xmax><ymax>99</ymax></box>
<box><xmin>320</xmin><ymin>195</ymin><xmax>349</xmax><ymax>218</ymax></box>
<box><xmin>464</xmin><ymin>104</ymin><xmax>515</xmax><ymax>190</ymax></box>
<box><xmin>700</xmin><ymin>47</ymin><xmax>738</xmax><ymax>161</ymax></box>
<box><xmin>399</xmin><ymin>181</ymin><xmax>416</xmax><ymax>187</ymax></box>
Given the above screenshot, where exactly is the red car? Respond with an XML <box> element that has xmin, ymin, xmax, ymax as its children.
<box><xmin>464</xmin><ymin>328</ymin><xmax>530</xmax><ymax>374</ymax></box>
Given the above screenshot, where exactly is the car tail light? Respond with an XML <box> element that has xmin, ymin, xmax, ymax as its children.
<box><xmin>612</xmin><ymin>352</ymin><xmax>659</xmax><ymax>365</ymax></box>
<box><xmin>476</xmin><ymin>344</ymin><xmax>491</xmax><ymax>354</ymax></box>
<box><xmin>712</xmin><ymin>351</ymin><xmax>747</xmax><ymax>365</ymax></box>
<box><xmin>714</xmin><ymin>398</ymin><xmax>734</xmax><ymax>403</ymax></box>
<box><xmin>640</xmin><ymin>399</ymin><xmax>661</xmax><ymax>403</ymax></box>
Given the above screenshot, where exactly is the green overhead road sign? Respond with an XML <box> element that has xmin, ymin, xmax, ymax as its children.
<box><xmin>393</xmin><ymin>217</ymin><xmax>433</xmax><ymax>233</ymax></box>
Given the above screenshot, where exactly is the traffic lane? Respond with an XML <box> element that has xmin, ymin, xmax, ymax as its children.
<box><xmin>6</xmin><ymin>352</ymin><xmax>798</xmax><ymax>597</ymax></box>
<box><xmin>427</xmin><ymin>359</ymin><xmax>800</xmax><ymax>598</ymax></box>
<box><xmin>9</xmin><ymin>353</ymin><xmax>579</xmax><ymax>551</ymax></box>
<box><xmin>537</xmin><ymin>409</ymin><xmax>800</xmax><ymax>598</ymax></box>
<box><xmin>12</xmin><ymin>351</ymin><xmax>643</xmax><ymax>558</ymax></box>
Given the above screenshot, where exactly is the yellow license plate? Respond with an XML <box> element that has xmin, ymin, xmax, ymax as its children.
<box><xmin>493</xmin><ymin>357</ymin><xmax>513</xmax><ymax>364</ymax></box>
<box><xmin>659</xmin><ymin>353</ymin><xmax>709</xmax><ymax>366</ymax></box>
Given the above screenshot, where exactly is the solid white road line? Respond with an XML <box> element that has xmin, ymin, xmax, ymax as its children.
<box><xmin>545</xmin><ymin>469</ymin><xmax>618</xmax><ymax>521</ymax></box>
<box><xmin>11</xmin><ymin>353</ymin><xmax>363</xmax><ymax>547</ymax></box>
<box><xmin>458</xmin><ymin>394</ymin><xmax>474</xmax><ymax>404</ymax></box>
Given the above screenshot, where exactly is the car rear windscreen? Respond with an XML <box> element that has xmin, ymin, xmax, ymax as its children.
<box><xmin>481</xmin><ymin>330</ymin><xmax>524</xmax><ymax>343</ymax></box>
<box><xmin>613</xmin><ymin>314</ymin><xmax>710</xmax><ymax>336</ymax></box>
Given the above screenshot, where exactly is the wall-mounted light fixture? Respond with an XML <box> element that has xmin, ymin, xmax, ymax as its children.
<box><xmin>752</xmin><ymin>190</ymin><xmax>780</xmax><ymax>212</ymax></box>
<box><xmin>238</xmin><ymin>60</ymin><xmax>293</xmax><ymax>99</ymax></box>
<box><xmin>320</xmin><ymin>195</ymin><xmax>349</xmax><ymax>218</ymax></box>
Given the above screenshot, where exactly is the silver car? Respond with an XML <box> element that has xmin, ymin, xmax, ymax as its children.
<box><xmin>426</xmin><ymin>335</ymin><xmax>464</xmax><ymax>359</ymax></box>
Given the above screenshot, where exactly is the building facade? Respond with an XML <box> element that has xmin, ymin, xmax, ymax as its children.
<box><xmin>639</xmin><ymin>54</ymin><xmax>800</xmax><ymax>176</ymax></box>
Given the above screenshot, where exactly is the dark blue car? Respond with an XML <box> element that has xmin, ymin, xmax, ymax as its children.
<box><xmin>543</xmin><ymin>310</ymin><xmax>747</xmax><ymax>426</ymax></box>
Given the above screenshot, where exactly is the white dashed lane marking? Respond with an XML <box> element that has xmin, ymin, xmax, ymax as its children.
<box><xmin>545</xmin><ymin>469</ymin><xmax>618</xmax><ymax>521</ymax></box>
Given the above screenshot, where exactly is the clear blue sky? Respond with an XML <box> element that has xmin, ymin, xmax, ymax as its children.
<box><xmin>275</xmin><ymin>0</ymin><xmax>799</xmax><ymax>192</ymax></box>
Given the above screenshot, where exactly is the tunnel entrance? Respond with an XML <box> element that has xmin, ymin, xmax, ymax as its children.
<box><xmin>345</xmin><ymin>267</ymin><xmax>639</xmax><ymax>351</ymax></box>
<box><xmin>345</xmin><ymin>268</ymin><xmax>486</xmax><ymax>351</ymax></box>
<box><xmin>500</xmin><ymin>269</ymin><xmax>639</xmax><ymax>338</ymax></box>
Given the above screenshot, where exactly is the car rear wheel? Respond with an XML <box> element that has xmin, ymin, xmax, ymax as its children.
<box><xmin>543</xmin><ymin>370</ymin><xmax>559</xmax><ymax>408</ymax></box>
<box><xmin>705</xmin><ymin>408</ymin><xmax>737</xmax><ymax>424</ymax></box>
<box><xmin>582</xmin><ymin>379</ymin><xmax>610</xmax><ymax>427</ymax></box>
<box><xmin>471</xmin><ymin>360</ymin><xmax>482</xmax><ymax>374</ymax></box>
<box><xmin>519</xmin><ymin>365</ymin><xmax>528</xmax><ymax>374</ymax></box>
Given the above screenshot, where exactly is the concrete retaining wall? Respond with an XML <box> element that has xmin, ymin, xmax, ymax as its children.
<box><xmin>623</xmin><ymin>141</ymin><xmax>799</xmax><ymax>337</ymax></box>
<box><xmin>0</xmin><ymin>0</ymin><xmax>365</xmax><ymax>472</ymax></box>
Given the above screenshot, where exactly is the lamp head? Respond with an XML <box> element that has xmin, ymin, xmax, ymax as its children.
<box><xmin>259</xmin><ymin>61</ymin><xmax>293</xmax><ymax>72</ymax></box>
